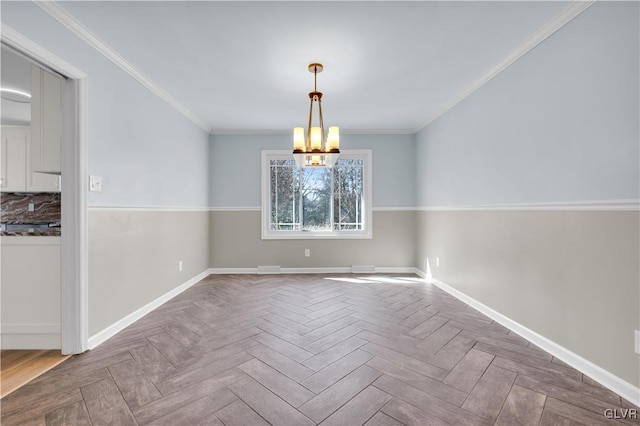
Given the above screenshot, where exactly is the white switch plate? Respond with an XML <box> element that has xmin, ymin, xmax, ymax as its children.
<box><xmin>89</xmin><ymin>175</ymin><xmax>102</xmax><ymax>192</ymax></box>
<box><xmin>178</xmin><ymin>261</ymin><xmax>183</xmax><ymax>272</ymax></box>
<box><xmin>305</xmin><ymin>249</ymin><xmax>310</xmax><ymax>257</ymax></box>
<box><xmin>635</xmin><ymin>330</ymin><xmax>640</xmax><ymax>355</ymax></box>
<box><xmin>436</xmin><ymin>257</ymin><xmax>440</xmax><ymax>267</ymax></box>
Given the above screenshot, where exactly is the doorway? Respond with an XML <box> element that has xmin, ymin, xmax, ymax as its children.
<box><xmin>1</xmin><ymin>26</ymin><xmax>89</xmax><ymax>356</ymax></box>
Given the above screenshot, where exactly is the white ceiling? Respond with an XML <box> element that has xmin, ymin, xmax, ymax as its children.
<box><xmin>54</xmin><ymin>1</ymin><xmax>568</xmax><ymax>132</ymax></box>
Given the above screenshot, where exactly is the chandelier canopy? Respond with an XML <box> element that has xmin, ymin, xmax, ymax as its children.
<box><xmin>293</xmin><ymin>63</ymin><xmax>340</xmax><ymax>168</ymax></box>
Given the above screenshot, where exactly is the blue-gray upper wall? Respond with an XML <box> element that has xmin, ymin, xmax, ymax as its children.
<box><xmin>3</xmin><ymin>2</ymin><xmax>636</xmax><ymax>209</ymax></box>
<box><xmin>1</xmin><ymin>2</ymin><xmax>210</xmax><ymax>208</ymax></box>
<box><xmin>415</xmin><ymin>1</ymin><xmax>639</xmax><ymax>207</ymax></box>
<box><xmin>209</xmin><ymin>134</ymin><xmax>416</xmax><ymax>208</ymax></box>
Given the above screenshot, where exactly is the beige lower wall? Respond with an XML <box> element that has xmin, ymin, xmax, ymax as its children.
<box><xmin>210</xmin><ymin>210</ymin><xmax>416</xmax><ymax>269</ymax></box>
<box><xmin>88</xmin><ymin>209</ymin><xmax>210</xmax><ymax>336</ymax></box>
<box><xmin>416</xmin><ymin>210</ymin><xmax>640</xmax><ymax>387</ymax></box>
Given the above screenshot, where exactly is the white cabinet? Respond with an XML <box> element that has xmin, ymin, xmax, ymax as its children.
<box><xmin>1</xmin><ymin>126</ymin><xmax>60</xmax><ymax>192</ymax></box>
<box><xmin>1</xmin><ymin>127</ymin><xmax>27</xmax><ymax>191</ymax></box>
<box><xmin>30</xmin><ymin>64</ymin><xmax>62</xmax><ymax>174</ymax></box>
<box><xmin>1</xmin><ymin>237</ymin><xmax>61</xmax><ymax>349</ymax></box>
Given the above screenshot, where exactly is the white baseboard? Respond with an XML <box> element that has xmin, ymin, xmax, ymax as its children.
<box><xmin>209</xmin><ymin>266</ymin><xmax>418</xmax><ymax>275</ymax></box>
<box><xmin>1</xmin><ymin>323</ymin><xmax>61</xmax><ymax>349</ymax></box>
<box><xmin>376</xmin><ymin>267</ymin><xmax>422</xmax><ymax>275</ymax></box>
<box><xmin>208</xmin><ymin>268</ymin><xmax>263</xmax><ymax>274</ymax></box>
<box><xmin>281</xmin><ymin>267</ymin><xmax>352</xmax><ymax>274</ymax></box>
<box><xmin>87</xmin><ymin>269</ymin><xmax>210</xmax><ymax>350</ymax></box>
<box><xmin>257</xmin><ymin>265</ymin><xmax>281</xmax><ymax>274</ymax></box>
<box><xmin>414</xmin><ymin>269</ymin><xmax>640</xmax><ymax>407</ymax></box>
<box><xmin>352</xmin><ymin>265</ymin><xmax>376</xmax><ymax>273</ymax></box>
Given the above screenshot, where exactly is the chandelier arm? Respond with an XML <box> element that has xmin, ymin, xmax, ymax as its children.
<box><xmin>318</xmin><ymin>98</ymin><xmax>325</xmax><ymax>145</ymax></box>
<box><xmin>307</xmin><ymin>96</ymin><xmax>314</xmax><ymax>151</ymax></box>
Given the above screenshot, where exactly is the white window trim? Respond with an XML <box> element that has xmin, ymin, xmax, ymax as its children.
<box><xmin>261</xmin><ymin>149</ymin><xmax>373</xmax><ymax>240</ymax></box>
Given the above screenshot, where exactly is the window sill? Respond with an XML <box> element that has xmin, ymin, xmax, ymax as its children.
<box><xmin>261</xmin><ymin>231</ymin><xmax>372</xmax><ymax>240</ymax></box>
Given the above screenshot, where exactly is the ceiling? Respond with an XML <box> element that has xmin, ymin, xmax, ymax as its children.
<box><xmin>41</xmin><ymin>2</ymin><xmax>569</xmax><ymax>132</ymax></box>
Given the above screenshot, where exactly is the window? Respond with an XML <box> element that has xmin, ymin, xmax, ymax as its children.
<box><xmin>261</xmin><ymin>150</ymin><xmax>372</xmax><ymax>239</ymax></box>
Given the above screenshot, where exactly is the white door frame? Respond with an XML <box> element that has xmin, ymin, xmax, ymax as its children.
<box><xmin>2</xmin><ymin>25</ymin><xmax>89</xmax><ymax>353</ymax></box>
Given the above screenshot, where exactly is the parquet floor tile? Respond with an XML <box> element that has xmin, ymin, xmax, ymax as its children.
<box><xmin>1</xmin><ymin>274</ymin><xmax>636</xmax><ymax>425</ymax></box>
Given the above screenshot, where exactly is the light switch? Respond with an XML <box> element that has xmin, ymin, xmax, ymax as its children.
<box><xmin>89</xmin><ymin>175</ymin><xmax>102</xmax><ymax>192</ymax></box>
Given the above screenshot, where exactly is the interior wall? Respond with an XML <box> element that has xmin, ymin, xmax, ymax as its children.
<box><xmin>209</xmin><ymin>133</ymin><xmax>416</xmax><ymax>269</ymax></box>
<box><xmin>4</xmin><ymin>1</ymin><xmax>638</xmax><ymax>397</ymax></box>
<box><xmin>211</xmin><ymin>210</ymin><xmax>415</xmax><ymax>269</ymax></box>
<box><xmin>416</xmin><ymin>210</ymin><xmax>639</xmax><ymax>388</ymax></box>
<box><xmin>416</xmin><ymin>2</ymin><xmax>638</xmax><ymax>207</ymax></box>
<box><xmin>1</xmin><ymin>2</ymin><xmax>211</xmax><ymax>339</ymax></box>
<box><xmin>210</xmin><ymin>133</ymin><xmax>415</xmax><ymax>209</ymax></box>
<box><xmin>415</xmin><ymin>1</ymin><xmax>640</xmax><ymax>389</ymax></box>
<box><xmin>88</xmin><ymin>210</ymin><xmax>209</xmax><ymax>335</ymax></box>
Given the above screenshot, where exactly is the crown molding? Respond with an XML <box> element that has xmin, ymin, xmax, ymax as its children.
<box><xmin>210</xmin><ymin>129</ymin><xmax>290</xmax><ymax>136</ymax></box>
<box><xmin>210</xmin><ymin>128</ymin><xmax>416</xmax><ymax>136</ymax></box>
<box><xmin>413</xmin><ymin>1</ymin><xmax>595</xmax><ymax>133</ymax></box>
<box><xmin>34</xmin><ymin>1</ymin><xmax>212</xmax><ymax>133</ymax></box>
<box><xmin>32</xmin><ymin>0</ymin><xmax>594</xmax><ymax>136</ymax></box>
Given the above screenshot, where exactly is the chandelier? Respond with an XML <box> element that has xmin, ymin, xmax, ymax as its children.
<box><xmin>293</xmin><ymin>63</ymin><xmax>340</xmax><ymax>168</ymax></box>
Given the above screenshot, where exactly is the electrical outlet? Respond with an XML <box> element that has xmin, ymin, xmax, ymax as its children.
<box><xmin>635</xmin><ymin>330</ymin><xmax>640</xmax><ymax>355</ymax></box>
<box><xmin>28</xmin><ymin>203</ymin><xmax>35</xmax><ymax>212</ymax></box>
<box><xmin>305</xmin><ymin>249</ymin><xmax>310</xmax><ymax>257</ymax></box>
<box><xmin>178</xmin><ymin>261</ymin><xmax>183</xmax><ymax>272</ymax></box>
<box><xmin>436</xmin><ymin>257</ymin><xmax>440</xmax><ymax>267</ymax></box>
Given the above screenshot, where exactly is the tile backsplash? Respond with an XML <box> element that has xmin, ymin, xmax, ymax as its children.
<box><xmin>1</xmin><ymin>193</ymin><xmax>61</xmax><ymax>224</ymax></box>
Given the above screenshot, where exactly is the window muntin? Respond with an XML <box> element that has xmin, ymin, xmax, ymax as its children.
<box><xmin>333</xmin><ymin>158</ymin><xmax>364</xmax><ymax>231</ymax></box>
<box><xmin>262</xmin><ymin>150</ymin><xmax>372</xmax><ymax>239</ymax></box>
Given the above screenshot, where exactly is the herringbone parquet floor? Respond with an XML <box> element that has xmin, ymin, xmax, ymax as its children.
<box><xmin>1</xmin><ymin>274</ymin><xmax>637</xmax><ymax>425</ymax></box>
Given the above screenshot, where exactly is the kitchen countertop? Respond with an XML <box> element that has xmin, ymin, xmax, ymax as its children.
<box><xmin>1</xmin><ymin>229</ymin><xmax>61</xmax><ymax>236</ymax></box>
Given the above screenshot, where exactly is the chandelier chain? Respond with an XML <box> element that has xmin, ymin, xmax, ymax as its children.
<box><xmin>314</xmin><ymin>65</ymin><xmax>318</xmax><ymax>92</ymax></box>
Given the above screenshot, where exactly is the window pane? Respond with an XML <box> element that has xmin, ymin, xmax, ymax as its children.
<box><xmin>264</xmin><ymin>152</ymin><xmax>369</xmax><ymax>238</ymax></box>
<box><xmin>333</xmin><ymin>159</ymin><xmax>364</xmax><ymax>230</ymax></box>
<box><xmin>301</xmin><ymin>167</ymin><xmax>332</xmax><ymax>231</ymax></box>
<box><xmin>270</xmin><ymin>159</ymin><xmax>299</xmax><ymax>230</ymax></box>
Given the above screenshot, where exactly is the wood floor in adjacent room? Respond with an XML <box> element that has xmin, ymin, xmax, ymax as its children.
<box><xmin>1</xmin><ymin>274</ymin><xmax>636</xmax><ymax>425</ymax></box>
<box><xmin>1</xmin><ymin>350</ymin><xmax>70</xmax><ymax>399</ymax></box>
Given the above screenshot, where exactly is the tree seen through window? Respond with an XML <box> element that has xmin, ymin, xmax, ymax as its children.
<box><xmin>269</xmin><ymin>158</ymin><xmax>365</xmax><ymax>232</ymax></box>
